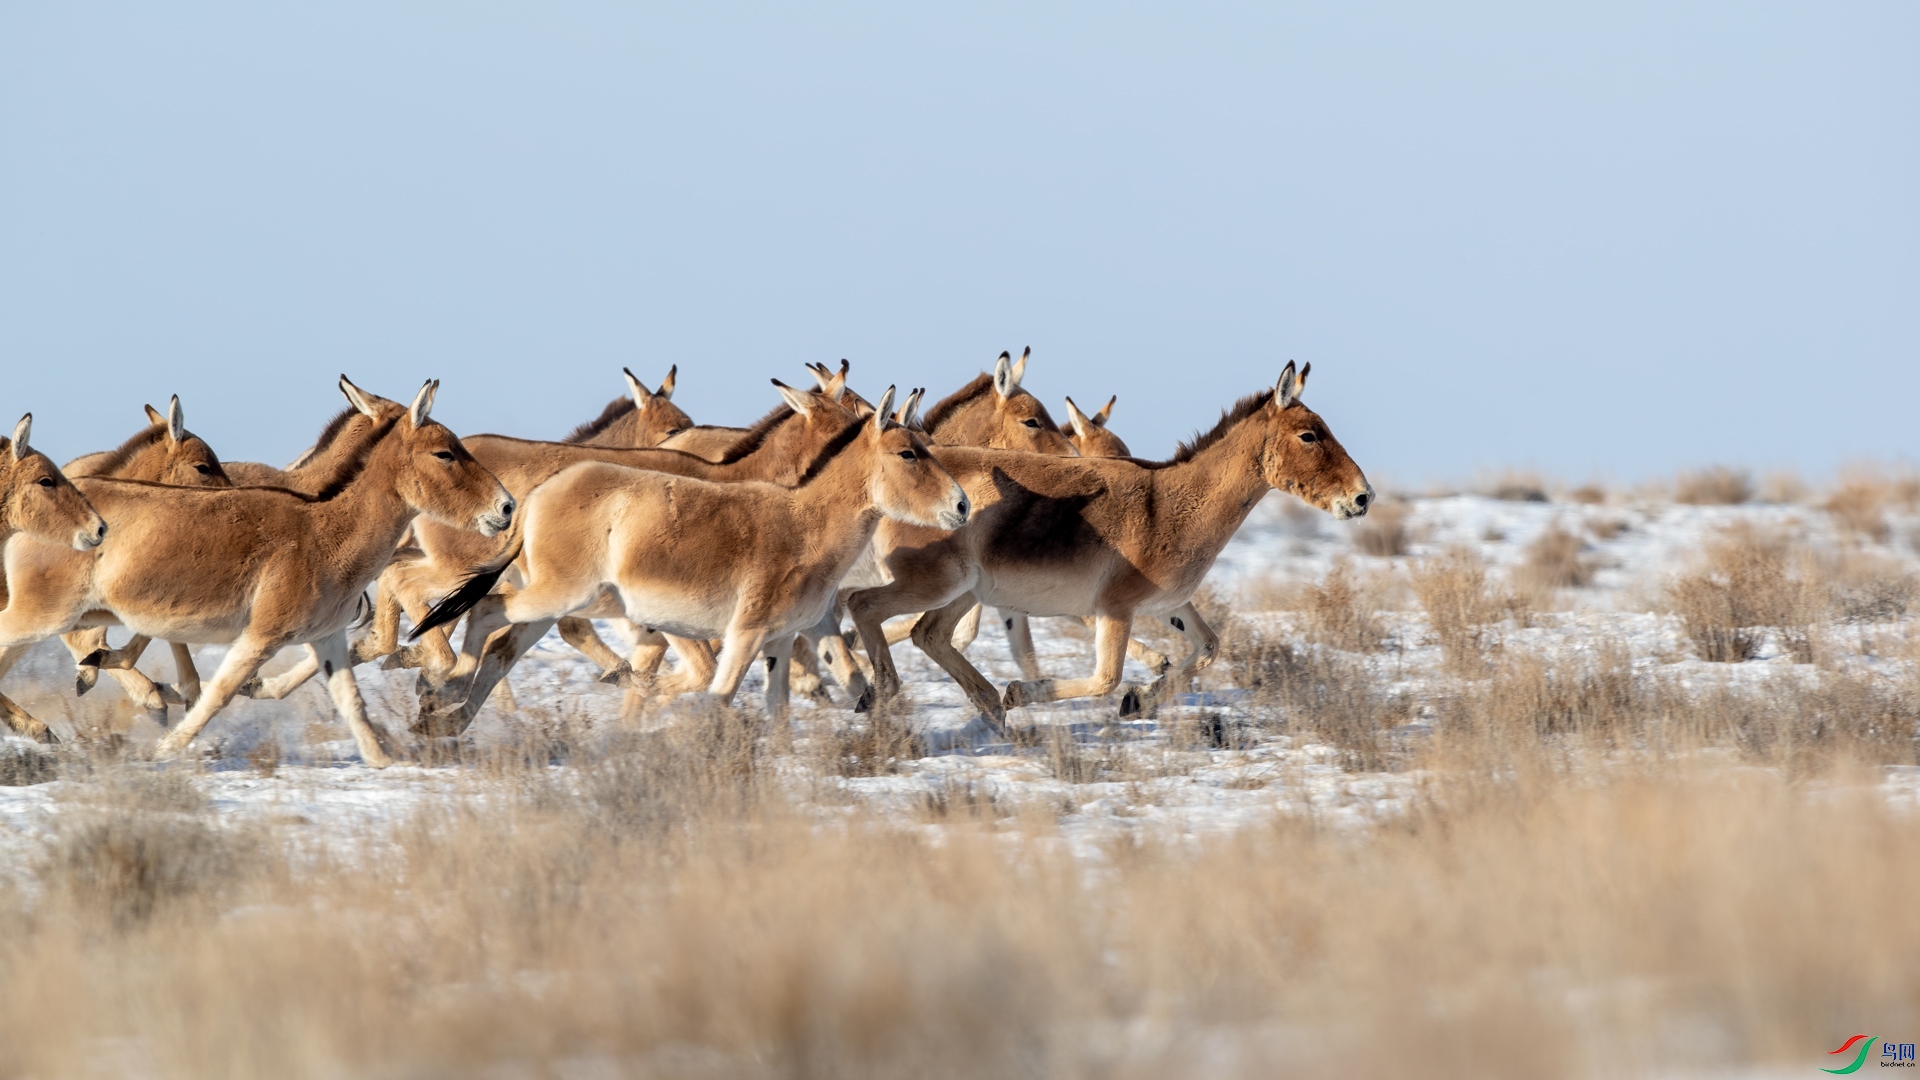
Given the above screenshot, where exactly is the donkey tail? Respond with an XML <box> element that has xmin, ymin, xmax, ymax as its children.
<box><xmin>407</xmin><ymin>535</ymin><xmax>525</xmax><ymax>642</ymax></box>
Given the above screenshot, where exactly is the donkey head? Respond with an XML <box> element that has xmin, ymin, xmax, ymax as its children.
<box><xmin>924</xmin><ymin>348</ymin><xmax>1077</xmax><ymax>455</ymax></box>
<box><xmin>348</xmin><ymin>378</ymin><xmax>515</xmax><ymax>537</ymax></box>
<box><xmin>1259</xmin><ymin>362</ymin><xmax>1373</xmax><ymax>520</ymax></box>
<box><xmin>863</xmin><ymin>386</ymin><xmax>970</xmax><ymax>530</ymax></box>
<box><xmin>1</xmin><ymin>416</ymin><xmax>108</xmax><ymax>550</ymax></box>
<box><xmin>134</xmin><ymin>396</ymin><xmax>232</xmax><ymax>486</ymax></box>
<box><xmin>1062</xmin><ymin>395</ymin><xmax>1130</xmax><ymax>459</ymax></box>
<box><xmin>621</xmin><ymin>365</ymin><xmax>696</xmax><ymax>446</ymax></box>
<box><xmin>806</xmin><ymin>360</ymin><xmax>877</xmax><ymax>419</ymax></box>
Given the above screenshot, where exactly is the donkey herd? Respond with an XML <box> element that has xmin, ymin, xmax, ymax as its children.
<box><xmin>0</xmin><ymin>353</ymin><xmax>1372</xmax><ymax>765</ymax></box>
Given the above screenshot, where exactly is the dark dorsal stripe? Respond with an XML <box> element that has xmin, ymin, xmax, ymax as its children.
<box><xmin>712</xmin><ymin>404</ymin><xmax>798</xmax><ymax>465</ymax></box>
<box><xmin>292</xmin><ymin>413</ymin><xmax>403</xmax><ymax>501</ymax></box>
<box><xmin>78</xmin><ymin>425</ymin><xmax>166</xmax><ymax>477</ymax></box>
<box><xmin>793</xmin><ymin>418</ymin><xmax>867</xmax><ymax>486</ymax></box>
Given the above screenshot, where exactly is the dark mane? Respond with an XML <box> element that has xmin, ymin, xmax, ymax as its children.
<box><xmin>920</xmin><ymin>374</ymin><xmax>994</xmax><ymax>435</ymax></box>
<box><xmin>76</xmin><ymin>424</ymin><xmax>165</xmax><ymax>477</ymax></box>
<box><xmin>1127</xmin><ymin>388</ymin><xmax>1275</xmax><ymax>471</ymax></box>
<box><xmin>793</xmin><ymin>418</ymin><xmax>868</xmax><ymax>485</ymax></box>
<box><xmin>712</xmin><ymin>404</ymin><xmax>797</xmax><ymax>465</ymax></box>
<box><xmin>563</xmin><ymin>397</ymin><xmax>635</xmax><ymax>444</ymax></box>
<box><xmin>291</xmin><ymin>414</ymin><xmax>402</xmax><ymax>501</ymax></box>
<box><xmin>287</xmin><ymin>407</ymin><xmax>362</xmax><ymax>469</ymax></box>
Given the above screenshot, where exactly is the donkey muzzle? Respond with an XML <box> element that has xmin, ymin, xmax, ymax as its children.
<box><xmin>1332</xmin><ymin>483</ymin><xmax>1375</xmax><ymax>521</ymax></box>
<box><xmin>937</xmin><ymin>496</ymin><xmax>970</xmax><ymax>530</ymax></box>
<box><xmin>479</xmin><ymin>499</ymin><xmax>515</xmax><ymax>537</ymax></box>
<box><xmin>73</xmin><ymin>520</ymin><xmax>108</xmax><ymax>551</ymax></box>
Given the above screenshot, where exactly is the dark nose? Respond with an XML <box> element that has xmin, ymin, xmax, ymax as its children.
<box><xmin>94</xmin><ymin>523</ymin><xmax>108</xmax><ymax>542</ymax></box>
<box><xmin>500</xmin><ymin>500</ymin><xmax>515</xmax><ymax>520</ymax></box>
<box><xmin>1354</xmin><ymin>491</ymin><xmax>1370</xmax><ymax>509</ymax></box>
<box><xmin>955</xmin><ymin>498</ymin><xmax>970</xmax><ymax>521</ymax></box>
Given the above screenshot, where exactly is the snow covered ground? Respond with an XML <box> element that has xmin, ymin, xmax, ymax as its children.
<box><xmin>5</xmin><ymin>486</ymin><xmax>1918</xmax><ymax>852</ymax></box>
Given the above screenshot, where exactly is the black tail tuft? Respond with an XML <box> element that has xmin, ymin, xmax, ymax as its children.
<box><xmin>408</xmin><ymin>556</ymin><xmax>514</xmax><ymax>643</ymax></box>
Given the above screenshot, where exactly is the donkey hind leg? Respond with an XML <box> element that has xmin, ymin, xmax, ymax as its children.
<box><xmin>706</xmin><ymin>622</ymin><xmax>772</xmax><ymax>706</ymax></box>
<box><xmin>241</xmin><ymin>652</ymin><xmax>320</xmax><ymax>700</ymax></box>
<box><xmin>911</xmin><ymin>593</ymin><xmax>1007</xmax><ymax>732</ymax></box>
<box><xmin>1003</xmin><ymin>612</ymin><xmax>1134</xmax><ymax>710</ymax></box>
<box><xmin>169</xmin><ymin>643</ymin><xmax>203</xmax><ymax>707</ymax></box>
<box><xmin>847</xmin><ymin>571</ymin><xmax>975</xmax><ymax>709</ymax></box>
<box><xmin>762</xmin><ymin>634</ymin><xmax>797</xmax><ymax>721</ymax></box>
<box><xmin>558</xmin><ymin>616</ymin><xmax>630</xmax><ymax>681</ymax></box>
<box><xmin>350</xmin><ymin>578</ymin><xmax>407</xmax><ymax>665</ymax></box>
<box><xmin>1123</xmin><ymin>603</ymin><xmax>1221</xmax><ymax>716</ymax></box>
<box><xmin>63</xmin><ymin>630</ymin><xmax>174</xmax><ymax>722</ymax></box>
<box><xmin>416</xmin><ymin>619</ymin><xmax>554</xmax><ymax>738</ymax></box>
<box><xmin>786</xmin><ymin>640</ymin><xmax>833</xmax><ymax>704</ymax></box>
<box><xmin>0</xmin><ymin>644</ymin><xmax>56</xmax><ymax>741</ymax></box>
<box><xmin>803</xmin><ymin>603</ymin><xmax>868</xmax><ymax>706</ymax></box>
<box><xmin>72</xmin><ymin>628</ymin><xmax>147</xmax><ymax>695</ymax></box>
<box><xmin>153</xmin><ymin>635</ymin><xmax>290</xmax><ymax>759</ymax></box>
<box><xmin>1001</xmin><ymin>612</ymin><xmax>1043</xmax><ymax>681</ymax></box>
<box><xmin>310</xmin><ymin>634</ymin><xmax>403</xmax><ymax>767</ymax></box>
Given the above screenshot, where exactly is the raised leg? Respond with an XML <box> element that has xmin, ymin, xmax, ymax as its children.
<box><xmin>0</xmin><ymin>691</ymin><xmax>53</xmax><ymax>742</ymax></box>
<box><xmin>153</xmin><ymin>635</ymin><xmax>289</xmax><ymax>759</ymax></box>
<box><xmin>241</xmin><ymin>653</ymin><xmax>320</xmax><ymax>700</ymax></box>
<box><xmin>416</xmin><ymin>619</ymin><xmax>555</xmax><ymax>737</ymax></box>
<box><xmin>1004</xmin><ymin>612</ymin><xmax>1134</xmax><ymax>709</ymax></box>
<box><xmin>64</xmin><ymin>630</ymin><xmax>173</xmax><ymax>722</ymax></box>
<box><xmin>558</xmin><ymin>616</ymin><xmax>629</xmax><ymax>677</ymax></box>
<box><xmin>910</xmin><ymin>593</ymin><xmax>1007</xmax><ymax>731</ymax></box>
<box><xmin>1123</xmin><ymin>603</ymin><xmax>1220</xmax><ymax>715</ymax></box>
<box><xmin>310</xmin><ymin>634</ymin><xmax>403</xmax><ymax>767</ymax></box>
<box><xmin>846</xmin><ymin>569</ymin><xmax>974</xmax><ymax>709</ymax></box>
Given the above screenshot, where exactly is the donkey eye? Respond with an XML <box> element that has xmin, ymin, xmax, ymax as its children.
<box><xmin>1299</xmin><ymin>432</ymin><xmax>1319</xmax><ymax>443</ymax></box>
<box><xmin>666</xmin><ymin>428</ymin><xmax>685</xmax><ymax>438</ymax></box>
<box><xmin>898</xmin><ymin>450</ymin><xmax>918</xmax><ymax>461</ymax></box>
<box><xmin>1022</xmin><ymin>418</ymin><xmax>1041</xmax><ymax>428</ymax></box>
<box><xmin>432</xmin><ymin>451</ymin><xmax>456</xmax><ymax>462</ymax></box>
<box><xmin>36</xmin><ymin>477</ymin><xmax>54</xmax><ymax>488</ymax></box>
<box><xmin>194</xmin><ymin>464</ymin><xmax>212</xmax><ymax>475</ymax></box>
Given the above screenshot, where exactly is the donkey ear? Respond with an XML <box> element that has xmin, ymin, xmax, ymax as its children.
<box><xmin>623</xmin><ymin>367</ymin><xmax>655</xmax><ymax>411</ymax></box>
<box><xmin>1009</xmin><ymin>346</ymin><xmax>1030</xmax><ymax>388</ymax></box>
<box><xmin>1063</xmin><ymin>396</ymin><xmax>1093</xmax><ymax>440</ymax></box>
<box><xmin>992</xmin><ymin>351</ymin><xmax>1017</xmax><ymax>400</ymax></box>
<box><xmin>657</xmin><ymin>364</ymin><xmax>676</xmax><ymax>400</ymax></box>
<box><xmin>1093</xmin><ymin>395</ymin><xmax>1116</xmax><ymax>427</ymax></box>
<box><xmin>167</xmin><ymin>395</ymin><xmax>187</xmax><ymax>445</ymax></box>
<box><xmin>1294</xmin><ymin>362</ymin><xmax>1310</xmax><ymax>398</ymax></box>
<box><xmin>896</xmin><ymin>387</ymin><xmax>925</xmax><ymax>429</ymax></box>
<box><xmin>339</xmin><ymin>375</ymin><xmax>380</xmax><ymax>418</ymax></box>
<box><xmin>772</xmin><ymin>379</ymin><xmax>814</xmax><ymax>417</ymax></box>
<box><xmin>144</xmin><ymin>404</ymin><xmax>166</xmax><ymax>427</ymax></box>
<box><xmin>1274</xmin><ymin>361</ymin><xmax>1300</xmax><ymax>410</ymax></box>
<box><xmin>820</xmin><ymin>359</ymin><xmax>850</xmax><ymax>404</ymax></box>
<box><xmin>409</xmin><ymin>379</ymin><xmax>438</xmax><ymax>428</ymax></box>
<box><xmin>10</xmin><ymin>414</ymin><xmax>30</xmax><ymax>461</ymax></box>
<box><xmin>873</xmin><ymin>386</ymin><xmax>896</xmax><ymax>432</ymax></box>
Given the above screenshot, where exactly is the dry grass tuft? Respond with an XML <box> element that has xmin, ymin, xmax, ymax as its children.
<box><xmin>1411</xmin><ymin>547</ymin><xmax>1506</xmax><ymax>673</ymax></box>
<box><xmin>1760</xmin><ymin>469</ymin><xmax>1810</xmax><ymax>504</ymax></box>
<box><xmin>1514</xmin><ymin>522</ymin><xmax>1596</xmax><ymax>598</ymax></box>
<box><xmin>1298</xmin><ymin>561</ymin><xmax>1386</xmax><ymax>652</ymax></box>
<box><xmin>1673</xmin><ymin>466</ymin><xmax>1753</xmax><ymax>505</ymax></box>
<box><xmin>1666</xmin><ymin>526</ymin><xmax>1825</xmax><ymax>663</ymax></box>
<box><xmin>1567</xmin><ymin>482</ymin><xmax>1608</xmax><ymax>505</ymax></box>
<box><xmin>1223</xmin><ymin>622</ymin><xmax>1406</xmax><ymax>769</ymax></box>
<box><xmin>1482</xmin><ymin>470</ymin><xmax>1549</xmax><ymax>502</ymax></box>
<box><xmin>1349</xmin><ymin>497</ymin><xmax>1410</xmax><ymax>557</ymax></box>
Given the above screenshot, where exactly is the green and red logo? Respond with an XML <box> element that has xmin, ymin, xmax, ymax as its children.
<box><xmin>1823</xmin><ymin>1035</ymin><xmax>1917</xmax><ymax>1072</ymax></box>
<box><xmin>1824</xmin><ymin>1036</ymin><xmax>1877</xmax><ymax>1074</ymax></box>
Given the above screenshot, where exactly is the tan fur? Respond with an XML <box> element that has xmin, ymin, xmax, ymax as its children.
<box><xmin>0</xmin><ymin>379</ymin><xmax>512</xmax><ymax>763</ymax></box>
<box><xmin>919</xmin><ymin>349</ymin><xmax>1078</xmax><ymax>456</ymax></box>
<box><xmin>848</xmin><ymin>364</ymin><xmax>1373</xmax><ymax>730</ymax></box>
<box><xmin>423</xmin><ymin>390</ymin><xmax>968</xmax><ymax>720</ymax></box>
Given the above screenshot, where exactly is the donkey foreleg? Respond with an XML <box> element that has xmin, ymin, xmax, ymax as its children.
<box><xmin>0</xmin><ymin>690</ymin><xmax>54</xmax><ymax>743</ymax></box>
<box><xmin>241</xmin><ymin>653</ymin><xmax>321</xmax><ymax>701</ymax></box>
<box><xmin>154</xmin><ymin>635</ymin><xmax>290</xmax><ymax>759</ymax></box>
<box><xmin>310</xmin><ymin>634</ymin><xmax>403</xmax><ymax>767</ymax></box>
<box><xmin>911</xmin><ymin>593</ymin><xmax>1007</xmax><ymax>732</ymax></box>
<box><xmin>416</xmin><ymin>619</ymin><xmax>553</xmax><ymax>737</ymax></box>
<box><xmin>61</xmin><ymin>630</ymin><xmax>172</xmax><ymax>720</ymax></box>
<box><xmin>1000</xmin><ymin>612</ymin><xmax>1043</xmax><ymax>681</ymax></box>
<box><xmin>557</xmin><ymin>616</ymin><xmax>629</xmax><ymax>679</ymax></box>
<box><xmin>762</xmin><ymin>634</ymin><xmax>797</xmax><ymax>721</ymax></box>
<box><xmin>1122</xmin><ymin>603</ymin><xmax>1220</xmax><ymax>716</ymax></box>
<box><xmin>1004</xmin><ymin>613</ymin><xmax>1133</xmax><ymax>710</ymax></box>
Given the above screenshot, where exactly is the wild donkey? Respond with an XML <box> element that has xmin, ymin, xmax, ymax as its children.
<box><xmin>0</xmin><ymin>416</ymin><xmax>110</xmax><ymax>741</ymax></box>
<box><xmin>0</xmin><ymin>379</ymin><xmax>513</xmax><ymax>764</ymax></box>
<box><xmin>411</xmin><ymin>387</ymin><xmax>968</xmax><ymax>720</ymax></box>
<box><xmin>848</xmin><ymin>362</ymin><xmax>1372</xmax><ymax>730</ymax></box>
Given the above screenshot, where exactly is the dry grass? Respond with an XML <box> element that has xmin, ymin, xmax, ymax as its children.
<box><xmin>1567</xmin><ymin>481</ymin><xmax>1608</xmax><ymax>505</ymax></box>
<box><xmin>1479</xmin><ymin>469</ymin><xmax>1549</xmax><ymax>502</ymax></box>
<box><xmin>1410</xmin><ymin>547</ymin><xmax>1507</xmax><ymax>673</ymax></box>
<box><xmin>1673</xmin><ymin>466</ymin><xmax>1754</xmax><ymax>505</ymax></box>
<box><xmin>1513</xmin><ymin>522</ymin><xmax>1596</xmax><ymax>600</ymax></box>
<box><xmin>1666</xmin><ymin>525</ymin><xmax>1827</xmax><ymax>663</ymax></box>
<box><xmin>1348</xmin><ymin>496</ymin><xmax>1409</xmax><ymax>557</ymax></box>
<box><xmin>1296</xmin><ymin>561</ymin><xmax>1386</xmax><ymax>652</ymax></box>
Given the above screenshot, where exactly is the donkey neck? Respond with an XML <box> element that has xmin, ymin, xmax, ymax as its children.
<box><xmin>1147</xmin><ymin>412</ymin><xmax>1276</xmax><ymax>548</ymax></box>
<box><xmin>784</xmin><ymin>430</ymin><xmax>885</xmax><ymax>540</ymax></box>
<box><xmin>306</xmin><ymin>430</ymin><xmax>420</xmax><ymax>565</ymax></box>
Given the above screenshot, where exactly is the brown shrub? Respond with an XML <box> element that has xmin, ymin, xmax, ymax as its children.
<box><xmin>1350</xmin><ymin>498</ymin><xmax>1410</xmax><ymax>557</ymax></box>
<box><xmin>1666</xmin><ymin>527</ymin><xmax>1826</xmax><ymax>663</ymax></box>
<box><xmin>1586</xmin><ymin>516</ymin><xmax>1628</xmax><ymax>541</ymax></box>
<box><xmin>1673</xmin><ymin>466</ymin><xmax>1753</xmax><ymax>506</ymax></box>
<box><xmin>1411</xmin><ymin>548</ymin><xmax>1506</xmax><ymax>673</ymax></box>
<box><xmin>1483</xmin><ymin>471</ymin><xmax>1549</xmax><ymax>502</ymax></box>
<box><xmin>1222</xmin><ymin>620</ymin><xmax>1406</xmax><ymax>769</ymax></box>
<box><xmin>1826</xmin><ymin>480</ymin><xmax>1893</xmax><ymax>542</ymax></box>
<box><xmin>1300</xmin><ymin>561</ymin><xmax>1386</xmax><ymax>652</ymax></box>
<box><xmin>1568</xmin><ymin>483</ymin><xmax>1608</xmax><ymax>505</ymax></box>
<box><xmin>1759</xmin><ymin>470</ymin><xmax>1810</xmax><ymax>505</ymax></box>
<box><xmin>1514</xmin><ymin>523</ymin><xmax>1595</xmax><ymax>596</ymax></box>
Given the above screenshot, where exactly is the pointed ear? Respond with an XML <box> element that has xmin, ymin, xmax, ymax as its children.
<box><xmin>771</xmin><ymin>379</ymin><xmax>814</xmax><ymax>417</ymax></box>
<box><xmin>623</xmin><ymin>367</ymin><xmax>655</xmax><ymax>411</ymax></box>
<box><xmin>1009</xmin><ymin>346</ymin><xmax>1030</xmax><ymax>388</ymax></box>
<box><xmin>340</xmin><ymin>375</ymin><xmax>380</xmax><ymax>418</ymax></box>
<box><xmin>144</xmin><ymin>404</ymin><xmax>165</xmax><ymax>427</ymax></box>
<box><xmin>1274</xmin><ymin>361</ymin><xmax>1299</xmax><ymax>410</ymax></box>
<box><xmin>820</xmin><ymin>359</ymin><xmax>850</xmax><ymax>404</ymax></box>
<box><xmin>1093</xmin><ymin>395</ymin><xmax>1116</xmax><ymax>427</ymax></box>
<box><xmin>805</xmin><ymin>361</ymin><xmax>831</xmax><ymax>389</ymax></box>
<box><xmin>1294</xmin><ymin>361</ymin><xmax>1310</xmax><ymax>398</ymax></box>
<box><xmin>658</xmin><ymin>364</ymin><xmax>676</xmax><ymax>400</ymax></box>
<box><xmin>896</xmin><ymin>387</ymin><xmax>925</xmax><ymax>429</ymax></box>
<box><xmin>167</xmin><ymin>395</ymin><xmax>186</xmax><ymax>445</ymax></box>
<box><xmin>11</xmin><ymin>414</ymin><xmax>30</xmax><ymax>461</ymax></box>
<box><xmin>408</xmin><ymin>379</ymin><xmax>438</xmax><ymax>428</ymax></box>
<box><xmin>992</xmin><ymin>351</ymin><xmax>1016</xmax><ymax>400</ymax></box>
<box><xmin>1063</xmin><ymin>396</ymin><xmax>1093</xmax><ymax>440</ymax></box>
<box><xmin>873</xmin><ymin>385</ymin><xmax>896</xmax><ymax>432</ymax></box>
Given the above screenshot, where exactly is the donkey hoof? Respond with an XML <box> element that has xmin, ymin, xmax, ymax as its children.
<box><xmin>853</xmin><ymin>687</ymin><xmax>874</xmax><ymax>713</ymax></box>
<box><xmin>1003</xmin><ymin>681</ymin><xmax>1033</xmax><ymax>709</ymax></box>
<box><xmin>78</xmin><ymin>649</ymin><xmax>109</xmax><ymax>669</ymax></box>
<box><xmin>1118</xmin><ymin>687</ymin><xmax>1144</xmax><ymax>718</ymax></box>
<box><xmin>237</xmin><ymin>678</ymin><xmax>264</xmax><ymax>699</ymax></box>
<box><xmin>74</xmin><ymin>668</ymin><xmax>98</xmax><ymax>696</ymax></box>
<box><xmin>597</xmin><ymin>663</ymin><xmax>636</xmax><ymax>689</ymax></box>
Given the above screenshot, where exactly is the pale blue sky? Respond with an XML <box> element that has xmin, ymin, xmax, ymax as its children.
<box><xmin>3</xmin><ymin>2</ymin><xmax>1914</xmax><ymax>484</ymax></box>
